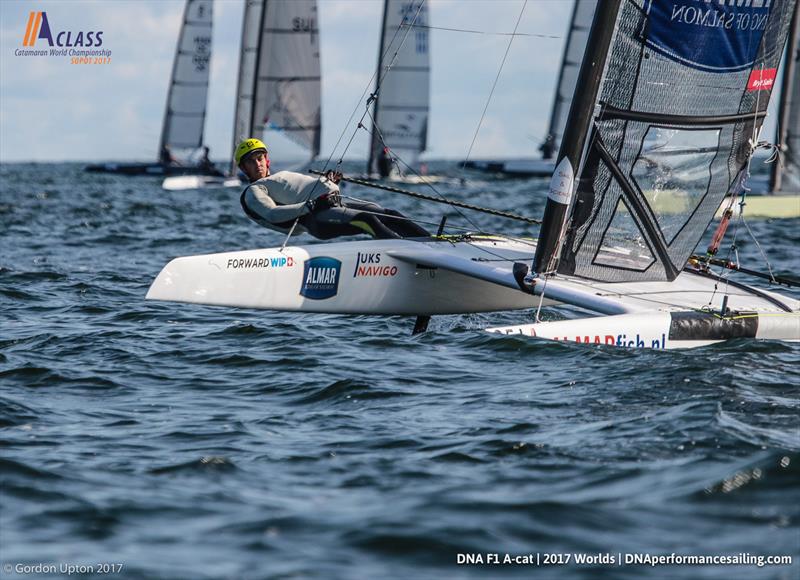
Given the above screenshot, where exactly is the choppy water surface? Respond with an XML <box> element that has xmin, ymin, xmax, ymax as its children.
<box><xmin>1</xmin><ymin>162</ymin><xmax>799</xmax><ymax>579</ymax></box>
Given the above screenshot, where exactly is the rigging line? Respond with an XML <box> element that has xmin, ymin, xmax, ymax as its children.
<box><xmin>741</xmin><ymin>216</ymin><xmax>778</xmax><ymax>282</ymax></box>
<box><xmin>354</xmin><ymin>12</ymin><xmax>493</xmax><ymax>236</ymax></box>
<box><xmin>362</xmin><ymin>94</ymin><xmax>494</xmax><ymax>237</ymax></box>
<box><xmin>335</xmin><ymin>1</ymin><xmax>426</xmax><ymax>166</ymax></box>
<box><xmin>378</xmin><ymin>140</ymin><xmax>492</xmax><ymax>235</ymax></box>
<box><xmin>401</xmin><ymin>23</ymin><xmax>559</xmax><ymax>39</ymax></box>
<box><xmin>313</xmin><ymin>171</ymin><xmax>541</xmax><ymax>224</ymax></box>
<box><xmin>460</xmin><ymin>0</ymin><xmax>529</xmax><ymax>171</ymax></box>
<box><xmin>278</xmin><ymin>2</ymin><xmax>425</xmax><ymax>248</ymax></box>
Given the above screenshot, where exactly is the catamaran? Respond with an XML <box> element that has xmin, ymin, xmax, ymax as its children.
<box><xmin>147</xmin><ymin>0</ymin><xmax>800</xmax><ymax>349</ymax></box>
<box><xmin>163</xmin><ymin>0</ymin><xmax>322</xmax><ymax>191</ymax></box>
<box><xmin>86</xmin><ymin>0</ymin><xmax>221</xmax><ymax>177</ymax></box>
<box><xmin>463</xmin><ymin>0</ymin><xmax>595</xmax><ymax>178</ymax></box>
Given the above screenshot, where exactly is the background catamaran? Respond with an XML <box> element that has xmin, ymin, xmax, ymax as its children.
<box><xmin>366</xmin><ymin>0</ymin><xmax>430</xmax><ymax>180</ymax></box>
<box><xmin>86</xmin><ymin>0</ymin><xmax>221</xmax><ymax>177</ymax></box>
<box><xmin>163</xmin><ymin>0</ymin><xmax>322</xmax><ymax>191</ymax></box>
<box><xmin>147</xmin><ymin>0</ymin><xmax>800</xmax><ymax>349</ymax></box>
<box><xmin>463</xmin><ymin>0</ymin><xmax>595</xmax><ymax>178</ymax></box>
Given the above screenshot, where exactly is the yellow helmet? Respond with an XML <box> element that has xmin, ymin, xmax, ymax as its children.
<box><xmin>234</xmin><ymin>138</ymin><xmax>268</xmax><ymax>166</ymax></box>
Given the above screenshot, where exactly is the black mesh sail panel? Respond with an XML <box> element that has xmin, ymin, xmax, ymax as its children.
<box><xmin>558</xmin><ymin>0</ymin><xmax>797</xmax><ymax>282</ymax></box>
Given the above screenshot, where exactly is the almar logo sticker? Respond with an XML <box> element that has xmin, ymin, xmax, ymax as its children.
<box><xmin>300</xmin><ymin>257</ymin><xmax>341</xmax><ymax>300</ymax></box>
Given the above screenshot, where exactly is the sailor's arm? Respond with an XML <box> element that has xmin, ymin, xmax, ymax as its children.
<box><xmin>244</xmin><ymin>183</ymin><xmax>310</xmax><ymax>224</ymax></box>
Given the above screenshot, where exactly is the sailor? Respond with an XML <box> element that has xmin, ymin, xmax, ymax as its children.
<box><xmin>236</xmin><ymin>138</ymin><xmax>429</xmax><ymax>240</ymax></box>
<box><xmin>198</xmin><ymin>146</ymin><xmax>213</xmax><ymax>171</ymax></box>
<box><xmin>160</xmin><ymin>145</ymin><xmax>176</xmax><ymax>165</ymax></box>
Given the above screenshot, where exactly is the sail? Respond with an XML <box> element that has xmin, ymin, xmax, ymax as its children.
<box><xmin>160</xmin><ymin>0</ymin><xmax>213</xmax><ymax>156</ymax></box>
<box><xmin>230</xmin><ymin>0</ymin><xmax>264</xmax><ymax>174</ymax></box>
<box><xmin>553</xmin><ymin>0</ymin><xmax>797</xmax><ymax>283</ymax></box>
<box><xmin>541</xmin><ymin>0</ymin><xmax>596</xmax><ymax>160</ymax></box>
<box><xmin>368</xmin><ymin>0</ymin><xmax>430</xmax><ymax>175</ymax></box>
<box><xmin>247</xmin><ymin>0</ymin><xmax>321</xmax><ymax>159</ymax></box>
<box><xmin>772</xmin><ymin>8</ymin><xmax>800</xmax><ymax>192</ymax></box>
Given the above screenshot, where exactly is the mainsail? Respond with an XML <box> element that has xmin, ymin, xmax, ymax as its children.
<box><xmin>541</xmin><ymin>0</ymin><xmax>596</xmax><ymax>160</ymax></box>
<box><xmin>537</xmin><ymin>0</ymin><xmax>797</xmax><ymax>283</ymax></box>
<box><xmin>159</xmin><ymin>0</ymin><xmax>213</xmax><ymax>157</ymax></box>
<box><xmin>368</xmin><ymin>0</ymin><xmax>430</xmax><ymax>176</ymax></box>
<box><xmin>231</xmin><ymin>0</ymin><xmax>321</xmax><ymax>174</ymax></box>
<box><xmin>771</xmin><ymin>6</ymin><xmax>800</xmax><ymax>192</ymax></box>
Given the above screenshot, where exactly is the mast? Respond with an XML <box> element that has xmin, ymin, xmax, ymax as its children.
<box><xmin>770</xmin><ymin>6</ymin><xmax>800</xmax><ymax>193</ymax></box>
<box><xmin>533</xmin><ymin>0</ymin><xmax>621</xmax><ymax>275</ymax></box>
<box><xmin>367</xmin><ymin>0</ymin><xmax>391</xmax><ymax>175</ymax></box>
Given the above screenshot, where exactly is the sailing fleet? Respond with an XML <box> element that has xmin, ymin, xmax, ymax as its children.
<box><xmin>146</xmin><ymin>0</ymin><xmax>799</xmax><ymax>350</ymax></box>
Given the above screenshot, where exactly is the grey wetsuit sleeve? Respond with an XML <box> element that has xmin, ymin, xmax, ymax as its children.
<box><xmin>244</xmin><ymin>183</ymin><xmax>310</xmax><ymax>224</ymax></box>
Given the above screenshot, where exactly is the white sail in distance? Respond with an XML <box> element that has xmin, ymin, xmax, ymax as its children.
<box><xmin>231</xmin><ymin>0</ymin><xmax>321</xmax><ymax>170</ymax></box>
<box><xmin>160</xmin><ymin>0</ymin><xmax>213</xmax><ymax>157</ymax></box>
<box><xmin>368</xmin><ymin>0</ymin><xmax>430</xmax><ymax>176</ymax></box>
<box><xmin>542</xmin><ymin>0</ymin><xmax>595</xmax><ymax>160</ymax></box>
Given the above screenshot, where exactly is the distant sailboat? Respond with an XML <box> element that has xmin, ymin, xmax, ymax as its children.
<box><xmin>463</xmin><ymin>0</ymin><xmax>595</xmax><ymax>178</ymax></box>
<box><xmin>367</xmin><ymin>0</ymin><xmax>430</xmax><ymax>179</ymax></box>
<box><xmin>86</xmin><ymin>0</ymin><xmax>221</xmax><ymax>177</ymax></box>
<box><xmin>164</xmin><ymin>0</ymin><xmax>321</xmax><ymax>191</ymax></box>
<box><xmin>770</xmin><ymin>8</ymin><xmax>800</xmax><ymax>195</ymax></box>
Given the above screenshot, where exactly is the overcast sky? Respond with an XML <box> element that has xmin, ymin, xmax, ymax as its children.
<box><xmin>0</xmin><ymin>0</ymin><xmax>580</xmax><ymax>163</ymax></box>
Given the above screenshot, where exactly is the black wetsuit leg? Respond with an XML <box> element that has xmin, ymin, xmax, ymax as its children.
<box><xmin>301</xmin><ymin>204</ymin><xmax>400</xmax><ymax>240</ymax></box>
<box><xmin>342</xmin><ymin>200</ymin><xmax>430</xmax><ymax>238</ymax></box>
<box><xmin>374</xmin><ymin>208</ymin><xmax>430</xmax><ymax>238</ymax></box>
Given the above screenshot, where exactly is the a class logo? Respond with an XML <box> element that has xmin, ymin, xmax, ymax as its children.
<box><xmin>22</xmin><ymin>11</ymin><xmax>104</xmax><ymax>48</ymax></box>
<box><xmin>16</xmin><ymin>11</ymin><xmax>111</xmax><ymax>62</ymax></box>
<box><xmin>300</xmin><ymin>257</ymin><xmax>341</xmax><ymax>300</ymax></box>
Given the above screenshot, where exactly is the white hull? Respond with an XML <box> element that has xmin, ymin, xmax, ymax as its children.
<box><xmin>488</xmin><ymin>311</ymin><xmax>800</xmax><ymax>350</ymax></box>
<box><xmin>162</xmin><ymin>175</ymin><xmax>242</xmax><ymax>191</ymax></box>
<box><xmin>147</xmin><ymin>234</ymin><xmax>800</xmax><ymax>348</ymax></box>
<box><xmin>146</xmin><ymin>236</ymin><xmax>548</xmax><ymax>315</ymax></box>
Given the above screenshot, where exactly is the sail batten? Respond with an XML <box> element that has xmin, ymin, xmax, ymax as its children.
<box><xmin>546</xmin><ymin>0</ymin><xmax>797</xmax><ymax>284</ymax></box>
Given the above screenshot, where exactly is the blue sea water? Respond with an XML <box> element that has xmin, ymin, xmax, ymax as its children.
<box><xmin>1</xmin><ymin>162</ymin><xmax>798</xmax><ymax>579</ymax></box>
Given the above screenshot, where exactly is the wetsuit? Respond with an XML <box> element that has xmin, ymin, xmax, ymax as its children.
<box><xmin>241</xmin><ymin>171</ymin><xmax>429</xmax><ymax>240</ymax></box>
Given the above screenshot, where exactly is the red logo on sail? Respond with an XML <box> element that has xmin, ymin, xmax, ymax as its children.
<box><xmin>746</xmin><ymin>68</ymin><xmax>777</xmax><ymax>91</ymax></box>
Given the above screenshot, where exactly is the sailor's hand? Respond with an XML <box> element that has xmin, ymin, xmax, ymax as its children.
<box><xmin>313</xmin><ymin>192</ymin><xmax>340</xmax><ymax>211</ymax></box>
<box><xmin>325</xmin><ymin>170</ymin><xmax>343</xmax><ymax>184</ymax></box>
<box><xmin>304</xmin><ymin>198</ymin><xmax>316</xmax><ymax>213</ymax></box>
